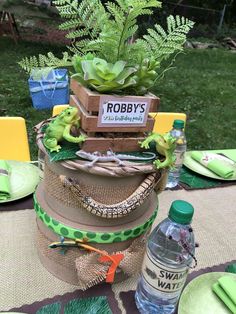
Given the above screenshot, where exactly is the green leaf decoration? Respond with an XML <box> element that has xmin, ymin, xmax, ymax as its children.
<box><xmin>34</xmin><ymin>296</ymin><xmax>112</xmax><ymax>314</ymax></box>
<box><xmin>180</xmin><ymin>167</ymin><xmax>222</xmax><ymax>189</ymax></box>
<box><xmin>138</xmin><ymin>15</ymin><xmax>195</xmax><ymax>62</ymax></box>
<box><xmin>18</xmin><ymin>52</ymin><xmax>72</xmax><ymax>74</ymax></box>
<box><xmin>64</xmin><ymin>296</ymin><xmax>112</xmax><ymax>314</ymax></box>
<box><xmin>46</xmin><ymin>141</ymin><xmax>79</xmax><ymax>162</ymax></box>
<box><xmin>36</xmin><ymin>302</ymin><xmax>61</xmax><ymax>314</ymax></box>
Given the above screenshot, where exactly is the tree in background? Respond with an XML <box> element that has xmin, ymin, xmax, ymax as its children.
<box><xmin>137</xmin><ymin>0</ymin><xmax>235</xmax><ymax>38</ymax></box>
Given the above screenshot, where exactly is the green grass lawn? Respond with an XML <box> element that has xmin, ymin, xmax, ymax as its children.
<box><xmin>154</xmin><ymin>49</ymin><xmax>236</xmax><ymax>151</ymax></box>
<box><xmin>0</xmin><ymin>37</ymin><xmax>236</xmax><ymax>160</ymax></box>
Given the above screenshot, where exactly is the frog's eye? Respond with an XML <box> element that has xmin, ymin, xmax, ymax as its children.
<box><xmin>67</xmin><ymin>111</ymin><xmax>71</xmax><ymax>115</ymax></box>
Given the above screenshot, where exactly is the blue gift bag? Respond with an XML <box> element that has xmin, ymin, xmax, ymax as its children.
<box><xmin>28</xmin><ymin>69</ymin><xmax>69</xmax><ymax>110</ymax></box>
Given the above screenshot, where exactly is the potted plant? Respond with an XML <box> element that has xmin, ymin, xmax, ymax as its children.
<box><xmin>19</xmin><ymin>0</ymin><xmax>194</xmax><ymax>152</ymax></box>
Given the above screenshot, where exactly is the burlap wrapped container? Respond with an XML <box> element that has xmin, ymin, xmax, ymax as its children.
<box><xmin>36</xmin><ymin>218</ymin><xmax>147</xmax><ymax>287</ymax></box>
<box><xmin>34</xmin><ymin>125</ymin><xmax>167</xmax><ymax>288</ymax></box>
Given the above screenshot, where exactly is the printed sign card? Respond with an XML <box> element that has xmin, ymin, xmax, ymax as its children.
<box><xmin>97</xmin><ymin>95</ymin><xmax>151</xmax><ymax>127</ymax></box>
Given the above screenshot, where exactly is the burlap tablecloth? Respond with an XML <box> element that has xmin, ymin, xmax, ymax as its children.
<box><xmin>0</xmin><ymin>186</ymin><xmax>235</xmax><ymax>313</ymax></box>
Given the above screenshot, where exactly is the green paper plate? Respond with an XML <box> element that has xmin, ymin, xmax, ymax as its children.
<box><xmin>184</xmin><ymin>151</ymin><xmax>236</xmax><ymax>181</ymax></box>
<box><xmin>0</xmin><ymin>161</ymin><xmax>40</xmax><ymax>203</ymax></box>
<box><xmin>178</xmin><ymin>272</ymin><xmax>236</xmax><ymax>314</ymax></box>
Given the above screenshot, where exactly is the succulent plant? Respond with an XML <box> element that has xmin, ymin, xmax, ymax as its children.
<box><xmin>131</xmin><ymin>57</ymin><xmax>160</xmax><ymax>95</ymax></box>
<box><xmin>71</xmin><ymin>56</ymin><xmax>137</xmax><ymax>93</ymax></box>
<box><xmin>72</xmin><ymin>53</ymin><xmax>94</xmax><ymax>75</ymax></box>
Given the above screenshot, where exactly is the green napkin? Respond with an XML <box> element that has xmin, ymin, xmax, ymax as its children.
<box><xmin>0</xmin><ymin>160</ymin><xmax>11</xmax><ymax>200</ymax></box>
<box><xmin>218</xmin><ymin>276</ymin><xmax>236</xmax><ymax>305</ymax></box>
<box><xmin>191</xmin><ymin>151</ymin><xmax>235</xmax><ymax>179</ymax></box>
<box><xmin>212</xmin><ymin>276</ymin><xmax>236</xmax><ymax>314</ymax></box>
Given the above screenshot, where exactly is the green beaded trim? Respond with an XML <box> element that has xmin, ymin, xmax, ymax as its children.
<box><xmin>34</xmin><ymin>194</ymin><xmax>158</xmax><ymax>244</ymax></box>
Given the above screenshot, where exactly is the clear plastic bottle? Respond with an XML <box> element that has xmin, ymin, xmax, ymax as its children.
<box><xmin>135</xmin><ymin>200</ymin><xmax>195</xmax><ymax>314</ymax></box>
<box><xmin>166</xmin><ymin>120</ymin><xmax>186</xmax><ymax>188</ymax></box>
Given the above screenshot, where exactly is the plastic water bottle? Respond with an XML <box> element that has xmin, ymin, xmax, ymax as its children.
<box><xmin>166</xmin><ymin>120</ymin><xmax>186</xmax><ymax>188</ymax></box>
<box><xmin>135</xmin><ymin>200</ymin><xmax>195</xmax><ymax>314</ymax></box>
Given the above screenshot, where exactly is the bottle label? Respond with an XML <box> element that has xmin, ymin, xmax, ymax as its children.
<box><xmin>142</xmin><ymin>250</ymin><xmax>189</xmax><ymax>293</ymax></box>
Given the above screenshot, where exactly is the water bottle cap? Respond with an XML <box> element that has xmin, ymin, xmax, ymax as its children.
<box><xmin>173</xmin><ymin>119</ymin><xmax>185</xmax><ymax>129</ymax></box>
<box><xmin>168</xmin><ymin>200</ymin><xmax>194</xmax><ymax>224</ymax></box>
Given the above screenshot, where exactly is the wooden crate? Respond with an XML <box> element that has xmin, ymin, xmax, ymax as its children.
<box><xmin>79</xmin><ymin>130</ymin><xmax>146</xmax><ymax>152</ymax></box>
<box><xmin>69</xmin><ymin>80</ymin><xmax>160</xmax><ymax>152</ymax></box>
<box><xmin>70</xmin><ymin>79</ymin><xmax>160</xmax><ymax>112</ymax></box>
<box><xmin>70</xmin><ymin>95</ymin><xmax>155</xmax><ymax>133</ymax></box>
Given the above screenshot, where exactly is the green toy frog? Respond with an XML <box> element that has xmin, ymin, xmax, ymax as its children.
<box><xmin>140</xmin><ymin>132</ymin><xmax>176</xmax><ymax>169</ymax></box>
<box><xmin>43</xmin><ymin>106</ymin><xmax>86</xmax><ymax>152</ymax></box>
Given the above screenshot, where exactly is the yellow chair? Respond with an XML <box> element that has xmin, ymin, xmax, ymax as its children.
<box><xmin>149</xmin><ymin>112</ymin><xmax>187</xmax><ymax>134</ymax></box>
<box><xmin>52</xmin><ymin>104</ymin><xmax>69</xmax><ymax>116</ymax></box>
<box><xmin>0</xmin><ymin>117</ymin><xmax>31</xmax><ymax>161</ymax></box>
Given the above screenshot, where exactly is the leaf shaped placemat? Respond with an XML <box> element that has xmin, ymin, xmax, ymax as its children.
<box><xmin>36</xmin><ymin>302</ymin><xmax>61</xmax><ymax>314</ymax></box>
<box><xmin>35</xmin><ymin>296</ymin><xmax>112</xmax><ymax>314</ymax></box>
<box><xmin>64</xmin><ymin>296</ymin><xmax>112</xmax><ymax>314</ymax></box>
<box><xmin>179</xmin><ymin>167</ymin><xmax>236</xmax><ymax>190</ymax></box>
<box><xmin>7</xmin><ymin>283</ymin><xmax>120</xmax><ymax>314</ymax></box>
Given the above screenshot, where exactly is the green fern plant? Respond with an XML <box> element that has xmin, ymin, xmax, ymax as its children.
<box><xmin>18</xmin><ymin>51</ymin><xmax>72</xmax><ymax>73</ymax></box>
<box><xmin>19</xmin><ymin>0</ymin><xmax>194</xmax><ymax>95</ymax></box>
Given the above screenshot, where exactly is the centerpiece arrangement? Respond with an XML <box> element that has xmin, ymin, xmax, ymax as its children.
<box><xmin>20</xmin><ymin>0</ymin><xmax>194</xmax><ymax>289</ymax></box>
<box><xmin>20</xmin><ymin>0</ymin><xmax>193</xmax><ymax>151</ymax></box>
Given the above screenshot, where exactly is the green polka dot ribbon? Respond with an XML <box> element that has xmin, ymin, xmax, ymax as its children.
<box><xmin>34</xmin><ymin>194</ymin><xmax>158</xmax><ymax>244</ymax></box>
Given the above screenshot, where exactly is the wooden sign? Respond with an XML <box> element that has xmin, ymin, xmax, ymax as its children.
<box><xmin>70</xmin><ymin>80</ymin><xmax>160</xmax><ymax>113</ymax></box>
<box><xmin>97</xmin><ymin>95</ymin><xmax>151</xmax><ymax>128</ymax></box>
<box><xmin>70</xmin><ymin>95</ymin><xmax>155</xmax><ymax>133</ymax></box>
